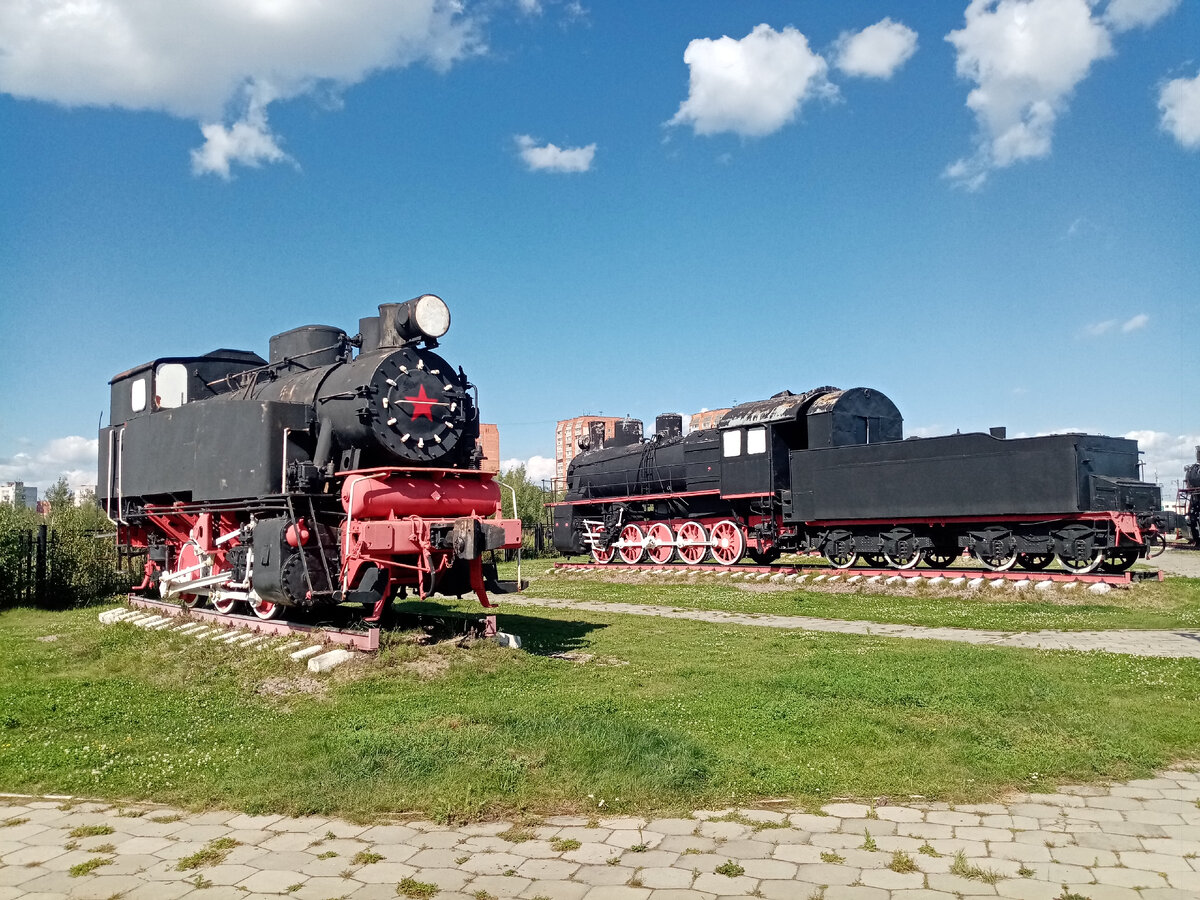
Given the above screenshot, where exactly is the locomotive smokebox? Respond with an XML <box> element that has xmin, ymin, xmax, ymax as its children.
<box><xmin>379</xmin><ymin>295</ymin><xmax>451</xmax><ymax>347</ymax></box>
<box><xmin>269</xmin><ymin>325</ymin><xmax>347</xmax><ymax>369</ymax></box>
<box><xmin>655</xmin><ymin>413</ymin><xmax>683</xmax><ymax>439</ymax></box>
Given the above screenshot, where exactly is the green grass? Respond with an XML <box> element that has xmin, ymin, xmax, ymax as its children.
<box><xmin>1</xmin><ymin>601</ymin><xmax>1200</xmax><ymax>822</ymax></box>
<box><xmin>520</xmin><ymin>567</ymin><xmax>1200</xmax><ymax>632</ymax></box>
<box><xmin>69</xmin><ymin>857</ymin><xmax>112</xmax><ymax>877</ymax></box>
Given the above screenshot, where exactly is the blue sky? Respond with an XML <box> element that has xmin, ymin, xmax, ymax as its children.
<box><xmin>1</xmin><ymin>0</ymin><xmax>1197</xmax><ymax>497</ymax></box>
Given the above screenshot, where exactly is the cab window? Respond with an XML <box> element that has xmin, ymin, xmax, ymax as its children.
<box><xmin>747</xmin><ymin>427</ymin><xmax>767</xmax><ymax>455</ymax></box>
<box><xmin>131</xmin><ymin>377</ymin><xmax>147</xmax><ymax>413</ymax></box>
<box><xmin>155</xmin><ymin>363</ymin><xmax>188</xmax><ymax>409</ymax></box>
<box><xmin>722</xmin><ymin>430</ymin><xmax>741</xmax><ymax>458</ymax></box>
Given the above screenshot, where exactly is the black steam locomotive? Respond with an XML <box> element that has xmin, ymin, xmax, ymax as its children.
<box><xmin>98</xmin><ymin>295</ymin><xmax>520</xmax><ymax>620</ymax></box>
<box><xmin>1185</xmin><ymin>450</ymin><xmax>1200</xmax><ymax>541</ymax></box>
<box><xmin>552</xmin><ymin>386</ymin><xmax>1165</xmax><ymax>574</ymax></box>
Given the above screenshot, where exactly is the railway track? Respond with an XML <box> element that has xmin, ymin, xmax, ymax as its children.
<box><xmin>551</xmin><ymin>561</ymin><xmax>1162</xmax><ymax>587</ymax></box>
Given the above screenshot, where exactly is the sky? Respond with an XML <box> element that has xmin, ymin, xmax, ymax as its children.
<box><xmin>1</xmin><ymin>0</ymin><xmax>1197</xmax><ymax>500</ymax></box>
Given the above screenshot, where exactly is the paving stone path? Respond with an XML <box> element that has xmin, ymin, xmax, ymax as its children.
<box><xmin>499</xmin><ymin>596</ymin><xmax>1200</xmax><ymax>660</ymax></box>
<box><xmin>3</xmin><ymin>764</ymin><xmax>1200</xmax><ymax>899</ymax></box>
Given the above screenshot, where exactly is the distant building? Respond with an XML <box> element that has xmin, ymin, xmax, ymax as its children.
<box><xmin>688</xmin><ymin>408</ymin><xmax>730</xmax><ymax>431</ymax></box>
<box><xmin>478</xmin><ymin>424</ymin><xmax>500</xmax><ymax>475</ymax></box>
<box><xmin>75</xmin><ymin>484</ymin><xmax>97</xmax><ymax>506</ymax></box>
<box><xmin>555</xmin><ymin>416</ymin><xmax>625</xmax><ymax>488</ymax></box>
<box><xmin>0</xmin><ymin>481</ymin><xmax>36</xmax><ymax>508</ymax></box>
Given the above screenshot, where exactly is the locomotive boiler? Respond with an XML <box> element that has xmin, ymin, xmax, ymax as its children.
<box><xmin>552</xmin><ymin>386</ymin><xmax>1166</xmax><ymax>574</ymax></box>
<box><xmin>98</xmin><ymin>295</ymin><xmax>521</xmax><ymax>620</ymax></box>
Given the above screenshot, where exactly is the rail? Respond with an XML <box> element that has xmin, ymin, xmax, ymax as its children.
<box><xmin>551</xmin><ymin>561</ymin><xmax>1161</xmax><ymax>587</ymax></box>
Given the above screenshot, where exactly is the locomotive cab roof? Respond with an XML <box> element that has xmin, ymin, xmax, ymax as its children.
<box><xmin>107</xmin><ymin>349</ymin><xmax>267</xmax><ymax>425</ymax></box>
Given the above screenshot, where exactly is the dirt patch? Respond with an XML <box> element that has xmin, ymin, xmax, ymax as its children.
<box><xmin>36</xmin><ymin>635</ymin><xmax>60</xmax><ymax>642</ymax></box>
<box><xmin>403</xmin><ymin>653</ymin><xmax>452</xmax><ymax>679</ymax></box>
<box><xmin>255</xmin><ymin>675</ymin><xmax>328</xmax><ymax>698</ymax></box>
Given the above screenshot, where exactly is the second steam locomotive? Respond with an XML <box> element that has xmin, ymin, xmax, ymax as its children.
<box><xmin>98</xmin><ymin>295</ymin><xmax>521</xmax><ymax>621</ymax></box>
<box><xmin>552</xmin><ymin>386</ymin><xmax>1165</xmax><ymax>574</ymax></box>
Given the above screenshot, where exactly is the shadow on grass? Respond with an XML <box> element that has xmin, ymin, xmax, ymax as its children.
<box><xmin>384</xmin><ymin>600</ymin><xmax>606</xmax><ymax>657</ymax></box>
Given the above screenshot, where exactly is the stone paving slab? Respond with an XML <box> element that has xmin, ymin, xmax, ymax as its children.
<box><xmin>4</xmin><ymin>764</ymin><xmax>1200</xmax><ymax>898</ymax></box>
<box><xmin>498</xmin><ymin>595</ymin><xmax>1200</xmax><ymax>659</ymax></box>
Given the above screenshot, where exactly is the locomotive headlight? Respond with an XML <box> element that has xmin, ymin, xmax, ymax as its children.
<box><xmin>378</xmin><ymin>294</ymin><xmax>451</xmax><ymax>347</ymax></box>
<box><xmin>411</xmin><ymin>294</ymin><xmax>450</xmax><ymax>339</ymax></box>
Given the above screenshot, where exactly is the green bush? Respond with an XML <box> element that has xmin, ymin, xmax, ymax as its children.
<box><xmin>0</xmin><ymin>480</ymin><xmax>133</xmax><ymax>609</ymax></box>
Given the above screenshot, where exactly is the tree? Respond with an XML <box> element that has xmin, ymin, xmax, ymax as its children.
<box><xmin>496</xmin><ymin>465</ymin><xmax>551</xmax><ymax>528</ymax></box>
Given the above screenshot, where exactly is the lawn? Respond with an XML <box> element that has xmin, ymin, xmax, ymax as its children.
<box><xmin>515</xmin><ymin>564</ymin><xmax>1200</xmax><ymax>632</ymax></box>
<box><xmin>2</xmin><ymin>597</ymin><xmax>1199</xmax><ymax>823</ymax></box>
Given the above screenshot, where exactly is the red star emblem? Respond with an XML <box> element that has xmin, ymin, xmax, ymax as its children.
<box><xmin>403</xmin><ymin>384</ymin><xmax>436</xmax><ymax>421</ymax></box>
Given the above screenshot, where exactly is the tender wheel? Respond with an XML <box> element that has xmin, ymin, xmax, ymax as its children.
<box><xmin>709</xmin><ymin>520</ymin><xmax>746</xmax><ymax>566</ymax></box>
<box><xmin>1016</xmin><ymin>553</ymin><xmax>1053</xmax><ymax>571</ymax></box>
<box><xmin>884</xmin><ymin>544</ymin><xmax>923</xmax><ymax>570</ymax></box>
<box><xmin>618</xmin><ymin>524</ymin><xmax>646</xmax><ymax>565</ymax></box>
<box><xmin>1100</xmin><ymin>550</ymin><xmax>1139</xmax><ymax>574</ymax></box>
<box><xmin>924</xmin><ymin>550</ymin><xmax>958</xmax><ymax>568</ymax></box>
<box><xmin>644</xmin><ymin>522</ymin><xmax>675</xmax><ymax>565</ymax></box>
<box><xmin>675</xmin><ymin>521</ymin><xmax>708</xmax><ymax>565</ymax></box>
<box><xmin>972</xmin><ymin>529</ymin><xmax>1018</xmax><ymax>572</ymax></box>
<box><xmin>1056</xmin><ymin>549</ymin><xmax>1104</xmax><ymax>575</ymax></box>
<box><xmin>823</xmin><ymin>530</ymin><xmax>857</xmax><ymax>569</ymax></box>
<box><xmin>977</xmin><ymin>549</ymin><xmax>1018</xmax><ymax>572</ymax></box>
<box><xmin>249</xmin><ymin>593</ymin><xmax>281</xmax><ymax>620</ymax></box>
<box><xmin>861</xmin><ymin>553</ymin><xmax>886</xmax><ymax>568</ymax></box>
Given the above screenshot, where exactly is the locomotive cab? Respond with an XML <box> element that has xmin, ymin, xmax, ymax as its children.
<box><xmin>106</xmin><ymin>349</ymin><xmax>267</xmax><ymax>425</ymax></box>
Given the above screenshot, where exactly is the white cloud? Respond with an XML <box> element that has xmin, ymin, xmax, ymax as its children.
<box><xmin>515</xmin><ymin>135</ymin><xmax>596</xmax><ymax>172</ymax></box>
<box><xmin>190</xmin><ymin>86</ymin><xmax>294</xmax><ymax>179</ymax></box>
<box><xmin>0</xmin><ymin>0</ymin><xmax>481</xmax><ymax>177</ymax></box>
<box><xmin>945</xmin><ymin>0</ymin><xmax>1114</xmax><ymax>189</ymax></box>
<box><xmin>834</xmin><ymin>18</ymin><xmax>919</xmax><ymax>80</ymax></box>
<box><xmin>668</xmin><ymin>24</ymin><xmax>833</xmax><ymax>138</ymax></box>
<box><xmin>1158</xmin><ymin>69</ymin><xmax>1200</xmax><ymax>149</ymax></box>
<box><xmin>500</xmin><ymin>455</ymin><xmax>556</xmax><ymax>483</ymax></box>
<box><xmin>1084</xmin><ymin>313</ymin><xmax>1148</xmax><ymax>337</ymax></box>
<box><xmin>0</xmin><ymin>436</ymin><xmax>99</xmax><ymax>494</ymax></box>
<box><xmin>516</xmin><ymin>0</ymin><xmax>542</xmax><ymax>15</ymax></box>
<box><xmin>1124</xmin><ymin>430</ymin><xmax>1200</xmax><ymax>487</ymax></box>
<box><xmin>1103</xmin><ymin>0</ymin><xmax>1180</xmax><ymax>32</ymax></box>
<box><xmin>1122</xmin><ymin>313</ymin><xmax>1149</xmax><ymax>332</ymax></box>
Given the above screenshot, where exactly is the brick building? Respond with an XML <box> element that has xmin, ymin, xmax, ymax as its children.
<box><xmin>478</xmin><ymin>424</ymin><xmax>500</xmax><ymax>474</ymax></box>
<box><xmin>688</xmin><ymin>408</ymin><xmax>730</xmax><ymax>431</ymax></box>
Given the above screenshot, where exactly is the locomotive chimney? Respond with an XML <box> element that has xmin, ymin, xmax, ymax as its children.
<box><xmin>359</xmin><ymin>316</ymin><xmax>381</xmax><ymax>353</ymax></box>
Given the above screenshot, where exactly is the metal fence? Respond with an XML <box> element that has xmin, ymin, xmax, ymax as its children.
<box><xmin>1</xmin><ymin>524</ymin><xmax>56</xmax><ymax>608</ymax></box>
<box><xmin>503</xmin><ymin>523</ymin><xmax>559</xmax><ymax>561</ymax></box>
